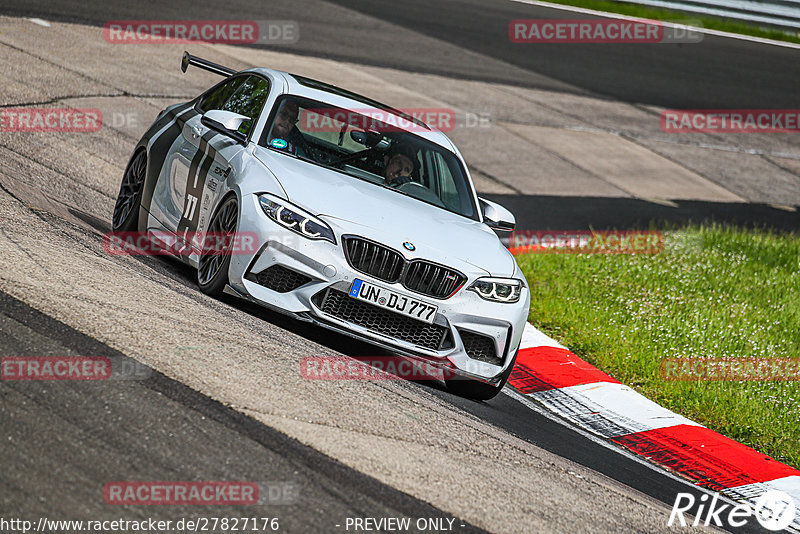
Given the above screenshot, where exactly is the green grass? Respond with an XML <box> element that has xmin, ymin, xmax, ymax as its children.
<box><xmin>535</xmin><ymin>0</ymin><xmax>800</xmax><ymax>45</ymax></box>
<box><xmin>515</xmin><ymin>224</ymin><xmax>800</xmax><ymax>468</ymax></box>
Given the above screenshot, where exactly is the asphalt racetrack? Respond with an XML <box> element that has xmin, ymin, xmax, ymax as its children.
<box><xmin>1</xmin><ymin>1</ymin><xmax>798</xmax><ymax>532</ymax></box>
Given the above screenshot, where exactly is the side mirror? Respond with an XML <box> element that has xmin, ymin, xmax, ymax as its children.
<box><xmin>201</xmin><ymin>110</ymin><xmax>250</xmax><ymax>144</ymax></box>
<box><xmin>479</xmin><ymin>197</ymin><xmax>515</xmax><ymax>231</ymax></box>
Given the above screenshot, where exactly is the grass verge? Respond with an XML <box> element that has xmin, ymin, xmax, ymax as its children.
<box><xmin>515</xmin><ymin>224</ymin><xmax>800</xmax><ymax>469</ymax></box>
<box><xmin>529</xmin><ymin>0</ymin><xmax>800</xmax><ymax>45</ymax></box>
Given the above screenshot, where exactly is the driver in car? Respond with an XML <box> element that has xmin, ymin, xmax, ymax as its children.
<box><xmin>266</xmin><ymin>100</ymin><xmax>311</xmax><ymax>158</ymax></box>
<box><xmin>383</xmin><ymin>144</ymin><xmax>418</xmax><ymax>187</ymax></box>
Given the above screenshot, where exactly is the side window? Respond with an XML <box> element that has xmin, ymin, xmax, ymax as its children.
<box><xmin>197</xmin><ymin>76</ymin><xmax>246</xmax><ymax>114</ymax></box>
<box><xmin>433</xmin><ymin>152</ymin><xmax>460</xmax><ymax>212</ymax></box>
<box><xmin>221</xmin><ymin>76</ymin><xmax>271</xmax><ymax>136</ymax></box>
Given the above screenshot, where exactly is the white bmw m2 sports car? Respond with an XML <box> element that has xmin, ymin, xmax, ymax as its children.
<box><xmin>112</xmin><ymin>52</ymin><xmax>530</xmax><ymax>400</ymax></box>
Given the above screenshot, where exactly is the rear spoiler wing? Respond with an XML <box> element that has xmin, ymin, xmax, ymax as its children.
<box><xmin>181</xmin><ymin>51</ymin><xmax>236</xmax><ymax>77</ymax></box>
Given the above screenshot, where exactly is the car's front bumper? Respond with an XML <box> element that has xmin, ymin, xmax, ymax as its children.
<box><xmin>227</xmin><ymin>194</ymin><xmax>531</xmax><ymax>382</ymax></box>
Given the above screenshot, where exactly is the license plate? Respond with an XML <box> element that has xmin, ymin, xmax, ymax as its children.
<box><xmin>349</xmin><ymin>279</ymin><xmax>438</xmax><ymax>324</ymax></box>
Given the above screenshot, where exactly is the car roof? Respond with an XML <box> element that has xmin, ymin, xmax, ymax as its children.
<box><xmin>243</xmin><ymin>67</ymin><xmax>458</xmax><ymax>150</ymax></box>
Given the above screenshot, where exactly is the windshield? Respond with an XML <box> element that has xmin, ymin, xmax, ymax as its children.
<box><xmin>257</xmin><ymin>95</ymin><xmax>478</xmax><ymax>220</ymax></box>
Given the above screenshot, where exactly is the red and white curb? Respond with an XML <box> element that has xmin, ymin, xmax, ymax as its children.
<box><xmin>509</xmin><ymin>323</ymin><xmax>800</xmax><ymax>529</ymax></box>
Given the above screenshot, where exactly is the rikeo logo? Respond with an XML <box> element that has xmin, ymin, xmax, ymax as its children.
<box><xmin>668</xmin><ymin>491</ymin><xmax>796</xmax><ymax>531</ymax></box>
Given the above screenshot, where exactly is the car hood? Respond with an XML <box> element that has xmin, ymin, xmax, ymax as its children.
<box><xmin>254</xmin><ymin>147</ymin><xmax>516</xmax><ymax>277</ymax></box>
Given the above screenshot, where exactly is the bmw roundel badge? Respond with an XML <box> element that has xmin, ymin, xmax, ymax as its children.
<box><xmin>403</xmin><ymin>242</ymin><xmax>415</xmax><ymax>251</ymax></box>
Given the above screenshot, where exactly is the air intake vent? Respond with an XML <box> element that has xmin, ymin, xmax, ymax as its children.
<box><xmin>313</xmin><ymin>289</ymin><xmax>453</xmax><ymax>351</ymax></box>
<box><xmin>458</xmin><ymin>329</ymin><xmax>501</xmax><ymax>366</ymax></box>
<box><xmin>245</xmin><ymin>265</ymin><xmax>311</xmax><ymax>293</ymax></box>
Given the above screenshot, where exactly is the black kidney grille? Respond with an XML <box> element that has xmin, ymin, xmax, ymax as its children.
<box><xmin>313</xmin><ymin>289</ymin><xmax>452</xmax><ymax>351</ymax></box>
<box><xmin>458</xmin><ymin>329</ymin><xmax>502</xmax><ymax>366</ymax></box>
<box><xmin>343</xmin><ymin>237</ymin><xmax>404</xmax><ymax>283</ymax></box>
<box><xmin>343</xmin><ymin>236</ymin><xmax>465</xmax><ymax>299</ymax></box>
<box><xmin>402</xmin><ymin>261</ymin><xmax>466</xmax><ymax>299</ymax></box>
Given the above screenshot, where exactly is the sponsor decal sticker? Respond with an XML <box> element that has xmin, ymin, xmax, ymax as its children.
<box><xmin>270</xmin><ymin>138</ymin><xmax>288</xmax><ymax>149</ymax></box>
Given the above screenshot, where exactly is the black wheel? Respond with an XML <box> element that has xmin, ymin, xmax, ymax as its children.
<box><xmin>112</xmin><ymin>149</ymin><xmax>147</xmax><ymax>231</ymax></box>
<box><xmin>445</xmin><ymin>347</ymin><xmax>518</xmax><ymax>401</ymax></box>
<box><xmin>197</xmin><ymin>195</ymin><xmax>238</xmax><ymax>296</ymax></box>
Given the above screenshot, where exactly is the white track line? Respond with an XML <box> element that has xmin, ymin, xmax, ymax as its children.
<box><xmin>27</xmin><ymin>18</ymin><xmax>51</xmax><ymax>27</ymax></box>
<box><xmin>519</xmin><ymin>323</ymin><xmax>565</xmax><ymax>349</ymax></box>
<box><xmin>529</xmin><ymin>381</ymin><xmax>703</xmax><ymax>437</ymax></box>
<box><xmin>510</xmin><ymin>323</ymin><xmax>800</xmax><ymax>531</ymax></box>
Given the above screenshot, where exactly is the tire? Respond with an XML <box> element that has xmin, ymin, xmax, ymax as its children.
<box><xmin>197</xmin><ymin>194</ymin><xmax>238</xmax><ymax>296</ymax></box>
<box><xmin>112</xmin><ymin>149</ymin><xmax>147</xmax><ymax>232</ymax></box>
<box><xmin>445</xmin><ymin>347</ymin><xmax>518</xmax><ymax>401</ymax></box>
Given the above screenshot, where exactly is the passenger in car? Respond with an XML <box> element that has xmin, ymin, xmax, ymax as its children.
<box><xmin>383</xmin><ymin>144</ymin><xmax>419</xmax><ymax>187</ymax></box>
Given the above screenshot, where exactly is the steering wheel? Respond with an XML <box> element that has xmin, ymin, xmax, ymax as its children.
<box><xmin>387</xmin><ymin>175</ymin><xmax>413</xmax><ymax>188</ymax></box>
<box><xmin>396</xmin><ymin>181</ymin><xmax>446</xmax><ymax>207</ymax></box>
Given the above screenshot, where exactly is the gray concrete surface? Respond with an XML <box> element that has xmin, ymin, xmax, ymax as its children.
<box><xmin>3</xmin><ymin>16</ymin><xmax>799</xmax><ymax>208</ymax></box>
<box><xmin>0</xmin><ymin>291</ymin><xmax>486</xmax><ymax>533</ymax></box>
<box><xmin>0</xmin><ymin>16</ymin><xmax>706</xmax><ymax>534</ymax></box>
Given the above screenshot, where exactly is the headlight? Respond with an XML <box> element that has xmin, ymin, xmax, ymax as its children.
<box><xmin>258</xmin><ymin>194</ymin><xmax>336</xmax><ymax>244</ymax></box>
<box><xmin>468</xmin><ymin>277</ymin><xmax>523</xmax><ymax>303</ymax></box>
